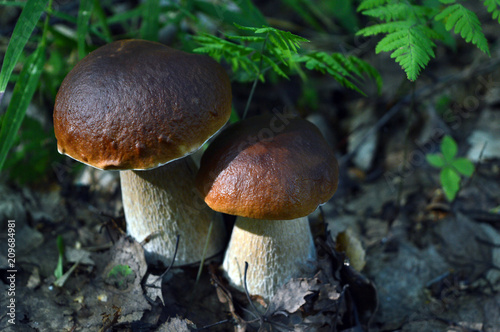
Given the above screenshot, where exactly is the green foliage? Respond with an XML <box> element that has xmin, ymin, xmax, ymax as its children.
<box><xmin>483</xmin><ymin>0</ymin><xmax>500</xmax><ymax>23</ymax></box>
<box><xmin>77</xmin><ymin>0</ymin><xmax>94</xmax><ymax>59</ymax></box>
<box><xmin>435</xmin><ymin>3</ymin><xmax>489</xmax><ymax>55</ymax></box>
<box><xmin>296</xmin><ymin>52</ymin><xmax>382</xmax><ymax>94</ymax></box>
<box><xmin>2</xmin><ymin>116</ymin><xmax>63</xmax><ymax>184</ymax></box>
<box><xmin>0</xmin><ymin>0</ymin><xmax>267</xmax><ymax>183</ymax></box>
<box><xmin>4</xmin><ymin>0</ymin><xmax>495</xmax><ymax>186</ymax></box>
<box><xmin>107</xmin><ymin>264</ymin><xmax>134</xmax><ymax>289</ymax></box>
<box><xmin>426</xmin><ymin>135</ymin><xmax>475</xmax><ymax>201</ymax></box>
<box><xmin>279</xmin><ymin>0</ymin><xmax>360</xmax><ymax>32</ymax></box>
<box><xmin>0</xmin><ymin>0</ymin><xmax>48</xmax><ymax>172</ymax></box>
<box><xmin>194</xmin><ymin>24</ymin><xmax>382</xmax><ymax>94</ymax></box>
<box><xmin>357</xmin><ymin>0</ymin><xmax>495</xmax><ymax>81</ymax></box>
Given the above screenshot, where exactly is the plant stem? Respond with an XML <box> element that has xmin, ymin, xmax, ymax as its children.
<box><xmin>242</xmin><ymin>35</ymin><xmax>268</xmax><ymax>119</ymax></box>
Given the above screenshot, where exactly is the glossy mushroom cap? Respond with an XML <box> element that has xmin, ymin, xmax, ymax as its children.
<box><xmin>196</xmin><ymin>114</ymin><xmax>339</xmax><ymax>220</ymax></box>
<box><xmin>54</xmin><ymin>39</ymin><xmax>232</xmax><ymax>170</ymax></box>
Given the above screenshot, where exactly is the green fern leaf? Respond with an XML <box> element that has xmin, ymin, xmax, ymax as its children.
<box><xmin>296</xmin><ymin>52</ymin><xmax>382</xmax><ymax>94</ymax></box>
<box><xmin>361</xmin><ymin>3</ymin><xmax>412</xmax><ymax>21</ymax></box>
<box><xmin>376</xmin><ymin>24</ymin><xmax>436</xmax><ymax>81</ymax></box>
<box><xmin>193</xmin><ymin>33</ymin><xmax>258</xmax><ymax>76</ymax></box>
<box><xmin>482</xmin><ymin>0</ymin><xmax>500</xmax><ymax>23</ymax></box>
<box><xmin>361</xmin><ymin>3</ymin><xmax>430</xmax><ymax>21</ymax></box>
<box><xmin>356</xmin><ymin>21</ymin><xmax>413</xmax><ymax>37</ymax></box>
<box><xmin>260</xmin><ymin>54</ymin><xmax>289</xmax><ymax>79</ymax></box>
<box><xmin>357</xmin><ymin>0</ymin><xmax>391</xmax><ymax>11</ymax></box>
<box><xmin>227</xmin><ymin>35</ymin><xmax>267</xmax><ymax>43</ymax></box>
<box><xmin>435</xmin><ymin>4</ymin><xmax>490</xmax><ymax>55</ymax></box>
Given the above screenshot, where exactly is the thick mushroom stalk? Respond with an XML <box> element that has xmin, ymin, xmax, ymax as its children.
<box><xmin>53</xmin><ymin>40</ymin><xmax>233</xmax><ymax>266</ymax></box>
<box><xmin>121</xmin><ymin>157</ymin><xmax>225</xmax><ymax>266</ymax></box>
<box><xmin>196</xmin><ymin>114</ymin><xmax>339</xmax><ymax>299</ymax></box>
<box><xmin>223</xmin><ymin>217</ymin><xmax>315</xmax><ymax>299</ymax></box>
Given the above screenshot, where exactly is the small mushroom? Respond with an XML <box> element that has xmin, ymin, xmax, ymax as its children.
<box><xmin>54</xmin><ymin>39</ymin><xmax>232</xmax><ymax>266</ymax></box>
<box><xmin>196</xmin><ymin>114</ymin><xmax>339</xmax><ymax>299</ymax></box>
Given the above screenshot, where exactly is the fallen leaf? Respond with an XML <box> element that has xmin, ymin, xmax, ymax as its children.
<box><xmin>336</xmin><ymin>228</ymin><xmax>366</xmax><ymax>271</ymax></box>
<box><xmin>157</xmin><ymin>316</ymin><xmax>194</xmax><ymax>331</ymax></box>
<box><xmin>267</xmin><ymin>277</ymin><xmax>322</xmax><ymax>314</ymax></box>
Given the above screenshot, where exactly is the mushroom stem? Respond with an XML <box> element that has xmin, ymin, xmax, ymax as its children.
<box><xmin>120</xmin><ymin>157</ymin><xmax>226</xmax><ymax>266</ymax></box>
<box><xmin>222</xmin><ymin>216</ymin><xmax>316</xmax><ymax>299</ymax></box>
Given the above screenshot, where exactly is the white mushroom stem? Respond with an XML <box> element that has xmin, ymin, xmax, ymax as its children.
<box><xmin>222</xmin><ymin>216</ymin><xmax>316</xmax><ymax>300</ymax></box>
<box><xmin>120</xmin><ymin>157</ymin><xmax>226</xmax><ymax>266</ymax></box>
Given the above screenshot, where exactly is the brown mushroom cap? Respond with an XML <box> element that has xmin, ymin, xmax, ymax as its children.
<box><xmin>196</xmin><ymin>114</ymin><xmax>339</xmax><ymax>220</ymax></box>
<box><xmin>54</xmin><ymin>39</ymin><xmax>232</xmax><ymax>170</ymax></box>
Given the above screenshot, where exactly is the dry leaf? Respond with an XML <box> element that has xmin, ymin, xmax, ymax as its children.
<box><xmin>336</xmin><ymin>228</ymin><xmax>366</xmax><ymax>272</ymax></box>
<box><xmin>267</xmin><ymin>278</ymin><xmax>322</xmax><ymax>314</ymax></box>
<box><xmin>157</xmin><ymin>316</ymin><xmax>193</xmax><ymax>331</ymax></box>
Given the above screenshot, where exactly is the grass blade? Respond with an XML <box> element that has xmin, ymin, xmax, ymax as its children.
<box><xmin>92</xmin><ymin>0</ymin><xmax>113</xmax><ymax>42</ymax></box>
<box><xmin>0</xmin><ymin>0</ymin><xmax>47</xmax><ymax>104</ymax></box>
<box><xmin>0</xmin><ymin>45</ymin><xmax>46</xmax><ymax>171</ymax></box>
<box><xmin>141</xmin><ymin>0</ymin><xmax>160</xmax><ymax>41</ymax></box>
<box><xmin>77</xmin><ymin>0</ymin><xmax>94</xmax><ymax>59</ymax></box>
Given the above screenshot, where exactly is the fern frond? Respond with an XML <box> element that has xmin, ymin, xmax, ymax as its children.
<box><xmin>193</xmin><ymin>33</ymin><xmax>259</xmax><ymax>76</ymax></box>
<box><xmin>356</xmin><ymin>21</ymin><xmax>414</xmax><ymax>37</ymax></box>
<box><xmin>376</xmin><ymin>23</ymin><xmax>437</xmax><ymax>81</ymax></box>
<box><xmin>361</xmin><ymin>3</ymin><xmax>430</xmax><ymax>21</ymax></box>
<box><xmin>482</xmin><ymin>0</ymin><xmax>500</xmax><ymax>23</ymax></box>
<box><xmin>227</xmin><ymin>35</ymin><xmax>266</xmax><ymax>43</ymax></box>
<box><xmin>195</xmin><ymin>24</ymin><xmax>381</xmax><ymax>93</ymax></box>
<box><xmin>259</xmin><ymin>53</ymin><xmax>289</xmax><ymax>79</ymax></box>
<box><xmin>349</xmin><ymin>56</ymin><xmax>384</xmax><ymax>93</ymax></box>
<box><xmin>357</xmin><ymin>0</ymin><xmax>391</xmax><ymax>12</ymax></box>
<box><xmin>232</xmin><ymin>23</ymin><xmax>309</xmax><ymax>65</ymax></box>
<box><xmin>435</xmin><ymin>4</ymin><xmax>490</xmax><ymax>55</ymax></box>
<box><xmin>296</xmin><ymin>52</ymin><xmax>382</xmax><ymax>94</ymax></box>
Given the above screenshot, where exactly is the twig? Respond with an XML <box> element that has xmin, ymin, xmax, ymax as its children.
<box><xmin>243</xmin><ymin>262</ymin><xmax>263</xmax><ymax>323</ymax></box>
<box><xmin>196</xmin><ymin>319</ymin><xmax>233</xmax><ymax>331</ymax></box>
<box><xmin>145</xmin><ymin>234</ymin><xmax>180</xmax><ymax>286</ymax></box>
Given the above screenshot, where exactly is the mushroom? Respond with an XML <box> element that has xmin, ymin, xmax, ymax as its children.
<box><xmin>53</xmin><ymin>39</ymin><xmax>232</xmax><ymax>266</ymax></box>
<box><xmin>196</xmin><ymin>114</ymin><xmax>339</xmax><ymax>299</ymax></box>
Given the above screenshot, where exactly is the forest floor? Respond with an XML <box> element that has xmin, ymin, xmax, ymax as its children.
<box><xmin>2</xmin><ymin>3</ymin><xmax>500</xmax><ymax>332</ymax></box>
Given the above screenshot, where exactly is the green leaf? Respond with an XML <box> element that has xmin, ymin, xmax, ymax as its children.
<box><xmin>440</xmin><ymin>167</ymin><xmax>461</xmax><ymax>201</ymax></box>
<box><xmin>435</xmin><ymin>4</ymin><xmax>490</xmax><ymax>56</ymax></box>
<box><xmin>357</xmin><ymin>0</ymin><xmax>391</xmax><ymax>12</ymax></box>
<box><xmin>297</xmin><ymin>52</ymin><xmax>362</xmax><ymax>94</ymax></box>
<box><xmin>361</xmin><ymin>3</ymin><xmax>430</xmax><ymax>21</ymax></box>
<box><xmin>77</xmin><ymin>0</ymin><xmax>94</xmax><ymax>59</ymax></box>
<box><xmin>0</xmin><ymin>0</ymin><xmax>47</xmax><ymax>100</ymax></box>
<box><xmin>192</xmin><ymin>0</ymin><xmax>267</xmax><ymax>28</ymax></box>
<box><xmin>92</xmin><ymin>0</ymin><xmax>113</xmax><ymax>42</ymax></box>
<box><xmin>451</xmin><ymin>157</ymin><xmax>474</xmax><ymax>177</ymax></box>
<box><xmin>281</xmin><ymin>0</ymin><xmax>324</xmax><ymax>31</ymax></box>
<box><xmin>107</xmin><ymin>264</ymin><xmax>134</xmax><ymax>289</ymax></box>
<box><xmin>426</xmin><ymin>153</ymin><xmax>445</xmax><ymax>168</ymax></box>
<box><xmin>108</xmin><ymin>264</ymin><xmax>133</xmax><ymax>278</ymax></box>
<box><xmin>0</xmin><ymin>45</ymin><xmax>46</xmax><ymax>171</ymax></box>
<box><xmin>482</xmin><ymin>0</ymin><xmax>500</xmax><ymax>24</ymax></box>
<box><xmin>383</xmin><ymin>24</ymin><xmax>436</xmax><ymax>81</ymax></box>
<box><xmin>140</xmin><ymin>0</ymin><xmax>160</xmax><ymax>41</ymax></box>
<box><xmin>441</xmin><ymin>135</ymin><xmax>457</xmax><ymax>162</ymax></box>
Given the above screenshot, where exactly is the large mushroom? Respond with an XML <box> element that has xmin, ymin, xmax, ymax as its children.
<box><xmin>196</xmin><ymin>114</ymin><xmax>339</xmax><ymax>299</ymax></box>
<box><xmin>54</xmin><ymin>39</ymin><xmax>232</xmax><ymax>266</ymax></box>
